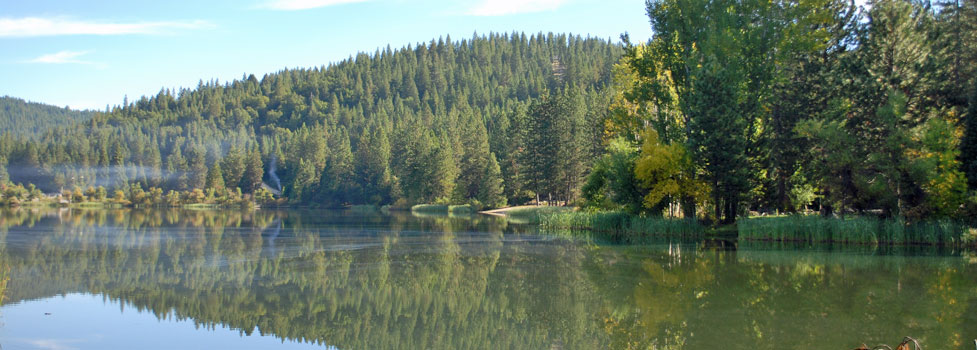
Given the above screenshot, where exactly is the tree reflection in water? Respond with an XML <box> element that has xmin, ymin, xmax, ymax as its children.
<box><xmin>0</xmin><ymin>208</ymin><xmax>974</xmax><ymax>349</ymax></box>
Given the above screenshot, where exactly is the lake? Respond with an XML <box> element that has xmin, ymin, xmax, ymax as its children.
<box><xmin>0</xmin><ymin>208</ymin><xmax>974</xmax><ymax>349</ymax></box>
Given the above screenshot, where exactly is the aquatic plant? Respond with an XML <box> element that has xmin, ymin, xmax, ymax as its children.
<box><xmin>538</xmin><ymin>210</ymin><xmax>703</xmax><ymax>242</ymax></box>
<box><xmin>503</xmin><ymin>206</ymin><xmax>572</xmax><ymax>224</ymax></box>
<box><xmin>410</xmin><ymin>204</ymin><xmax>449</xmax><ymax>213</ymax></box>
<box><xmin>0</xmin><ymin>265</ymin><xmax>8</xmax><ymax>306</ymax></box>
<box><xmin>448</xmin><ymin>205</ymin><xmax>474</xmax><ymax>215</ymax></box>
<box><xmin>739</xmin><ymin>215</ymin><xmax>970</xmax><ymax>246</ymax></box>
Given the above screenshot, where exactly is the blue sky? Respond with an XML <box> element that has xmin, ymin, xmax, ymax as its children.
<box><xmin>0</xmin><ymin>0</ymin><xmax>653</xmax><ymax>110</ymax></box>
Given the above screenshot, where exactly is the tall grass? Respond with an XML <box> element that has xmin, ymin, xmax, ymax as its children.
<box><xmin>410</xmin><ymin>204</ymin><xmax>449</xmax><ymax>213</ymax></box>
<box><xmin>739</xmin><ymin>215</ymin><xmax>971</xmax><ymax>246</ymax></box>
<box><xmin>504</xmin><ymin>206</ymin><xmax>572</xmax><ymax>224</ymax></box>
<box><xmin>537</xmin><ymin>210</ymin><xmax>703</xmax><ymax>242</ymax></box>
<box><xmin>448</xmin><ymin>205</ymin><xmax>474</xmax><ymax>215</ymax></box>
<box><xmin>0</xmin><ymin>266</ymin><xmax>8</xmax><ymax>306</ymax></box>
<box><xmin>410</xmin><ymin>204</ymin><xmax>474</xmax><ymax>215</ymax></box>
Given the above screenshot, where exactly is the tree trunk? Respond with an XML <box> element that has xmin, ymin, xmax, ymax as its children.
<box><xmin>681</xmin><ymin>195</ymin><xmax>696</xmax><ymax>220</ymax></box>
<box><xmin>724</xmin><ymin>193</ymin><xmax>737</xmax><ymax>224</ymax></box>
<box><xmin>713</xmin><ymin>184</ymin><xmax>722</xmax><ymax>224</ymax></box>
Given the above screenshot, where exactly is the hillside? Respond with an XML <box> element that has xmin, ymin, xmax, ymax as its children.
<box><xmin>0</xmin><ymin>33</ymin><xmax>621</xmax><ymax>206</ymax></box>
<box><xmin>0</xmin><ymin>96</ymin><xmax>95</xmax><ymax>137</ymax></box>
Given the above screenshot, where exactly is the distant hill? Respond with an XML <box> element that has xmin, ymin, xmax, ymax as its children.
<box><xmin>0</xmin><ymin>33</ymin><xmax>622</xmax><ymax>205</ymax></box>
<box><xmin>0</xmin><ymin>96</ymin><xmax>95</xmax><ymax>137</ymax></box>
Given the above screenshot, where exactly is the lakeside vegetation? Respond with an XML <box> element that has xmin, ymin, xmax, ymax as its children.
<box><xmin>507</xmin><ymin>206</ymin><xmax>977</xmax><ymax>247</ymax></box>
<box><xmin>0</xmin><ymin>264</ymin><xmax>7</xmax><ymax>306</ymax></box>
<box><xmin>539</xmin><ymin>210</ymin><xmax>703</xmax><ymax>242</ymax></box>
<box><xmin>739</xmin><ymin>216</ymin><xmax>976</xmax><ymax>246</ymax></box>
<box><xmin>0</xmin><ymin>181</ymin><xmax>278</xmax><ymax>209</ymax></box>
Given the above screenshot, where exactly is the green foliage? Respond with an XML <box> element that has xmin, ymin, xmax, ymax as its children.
<box><xmin>581</xmin><ymin>138</ymin><xmax>644</xmax><ymax>213</ymax></box>
<box><xmin>914</xmin><ymin>116</ymin><xmax>968</xmax><ymax>217</ymax></box>
<box><xmin>448</xmin><ymin>204</ymin><xmax>474</xmax><ymax>214</ymax></box>
<box><xmin>0</xmin><ymin>96</ymin><xmax>94</xmax><ymax>137</ymax></box>
<box><xmin>410</xmin><ymin>204</ymin><xmax>449</xmax><ymax>213</ymax></box>
<box><xmin>477</xmin><ymin>153</ymin><xmax>506</xmax><ymax>208</ymax></box>
<box><xmin>502</xmin><ymin>206</ymin><xmax>572</xmax><ymax>224</ymax></box>
<box><xmin>587</xmin><ymin>0</ymin><xmax>976</xmax><ymax>224</ymax></box>
<box><xmin>521</xmin><ymin>91</ymin><xmax>590</xmax><ymax>204</ymax></box>
<box><xmin>0</xmin><ymin>264</ymin><xmax>6</xmax><ymax>306</ymax></box>
<box><xmin>538</xmin><ymin>210</ymin><xmax>704</xmax><ymax>242</ymax></box>
<box><xmin>962</xmin><ymin>85</ymin><xmax>977</xmax><ymax>188</ymax></box>
<box><xmin>205</xmin><ymin>163</ymin><xmax>225</xmax><ymax>192</ymax></box>
<box><xmin>739</xmin><ymin>215</ymin><xmax>970</xmax><ymax>246</ymax></box>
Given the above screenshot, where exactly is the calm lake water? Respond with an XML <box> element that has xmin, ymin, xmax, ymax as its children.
<box><xmin>0</xmin><ymin>208</ymin><xmax>974</xmax><ymax>349</ymax></box>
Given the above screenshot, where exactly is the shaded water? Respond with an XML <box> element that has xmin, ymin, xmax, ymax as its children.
<box><xmin>0</xmin><ymin>208</ymin><xmax>975</xmax><ymax>349</ymax></box>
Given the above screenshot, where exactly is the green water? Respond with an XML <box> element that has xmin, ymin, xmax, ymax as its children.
<box><xmin>0</xmin><ymin>208</ymin><xmax>974</xmax><ymax>349</ymax></box>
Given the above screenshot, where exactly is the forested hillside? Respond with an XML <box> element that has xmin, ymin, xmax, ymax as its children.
<box><xmin>0</xmin><ymin>97</ymin><xmax>94</xmax><ymax>137</ymax></box>
<box><xmin>0</xmin><ymin>33</ymin><xmax>620</xmax><ymax>207</ymax></box>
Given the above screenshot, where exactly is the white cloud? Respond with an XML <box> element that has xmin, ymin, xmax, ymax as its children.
<box><xmin>28</xmin><ymin>50</ymin><xmax>93</xmax><ymax>64</ymax></box>
<box><xmin>0</xmin><ymin>17</ymin><xmax>212</xmax><ymax>37</ymax></box>
<box><xmin>262</xmin><ymin>0</ymin><xmax>368</xmax><ymax>10</ymax></box>
<box><xmin>467</xmin><ymin>0</ymin><xmax>568</xmax><ymax>16</ymax></box>
<box><xmin>25</xmin><ymin>50</ymin><xmax>107</xmax><ymax>68</ymax></box>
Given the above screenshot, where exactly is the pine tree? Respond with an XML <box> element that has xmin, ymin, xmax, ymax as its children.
<box><xmin>478</xmin><ymin>153</ymin><xmax>506</xmax><ymax>208</ymax></box>
<box><xmin>353</xmin><ymin>125</ymin><xmax>392</xmax><ymax>204</ymax></box>
<box><xmin>188</xmin><ymin>147</ymin><xmax>208</xmax><ymax>190</ymax></box>
<box><xmin>221</xmin><ymin>147</ymin><xmax>246</xmax><ymax>192</ymax></box>
<box><xmin>205</xmin><ymin>163</ymin><xmax>225</xmax><ymax>192</ymax></box>
<box><xmin>241</xmin><ymin>147</ymin><xmax>264</xmax><ymax>194</ymax></box>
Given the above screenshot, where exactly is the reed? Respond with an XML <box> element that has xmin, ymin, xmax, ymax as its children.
<box><xmin>503</xmin><ymin>206</ymin><xmax>572</xmax><ymax>224</ymax></box>
<box><xmin>410</xmin><ymin>204</ymin><xmax>449</xmax><ymax>213</ymax></box>
<box><xmin>538</xmin><ymin>210</ymin><xmax>704</xmax><ymax>242</ymax></box>
<box><xmin>0</xmin><ymin>266</ymin><xmax>8</xmax><ymax>306</ymax></box>
<box><xmin>739</xmin><ymin>215</ymin><xmax>971</xmax><ymax>246</ymax></box>
<box><xmin>448</xmin><ymin>204</ymin><xmax>474</xmax><ymax>215</ymax></box>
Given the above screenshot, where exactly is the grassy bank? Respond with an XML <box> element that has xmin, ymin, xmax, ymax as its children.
<box><xmin>509</xmin><ymin>207</ymin><xmax>704</xmax><ymax>242</ymax></box>
<box><xmin>739</xmin><ymin>216</ymin><xmax>975</xmax><ymax>246</ymax></box>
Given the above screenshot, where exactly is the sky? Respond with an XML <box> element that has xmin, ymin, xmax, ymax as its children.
<box><xmin>0</xmin><ymin>0</ymin><xmax>654</xmax><ymax>110</ymax></box>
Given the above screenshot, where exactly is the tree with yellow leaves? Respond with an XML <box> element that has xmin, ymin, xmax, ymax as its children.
<box><xmin>634</xmin><ymin>129</ymin><xmax>708</xmax><ymax>217</ymax></box>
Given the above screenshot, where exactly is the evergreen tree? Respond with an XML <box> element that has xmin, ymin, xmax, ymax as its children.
<box><xmin>478</xmin><ymin>152</ymin><xmax>506</xmax><ymax>208</ymax></box>
<box><xmin>188</xmin><ymin>147</ymin><xmax>208</xmax><ymax>190</ymax></box>
<box><xmin>221</xmin><ymin>147</ymin><xmax>246</xmax><ymax>192</ymax></box>
<box><xmin>205</xmin><ymin>163</ymin><xmax>225</xmax><ymax>191</ymax></box>
<box><xmin>241</xmin><ymin>147</ymin><xmax>264</xmax><ymax>194</ymax></box>
<box><xmin>353</xmin><ymin>125</ymin><xmax>393</xmax><ymax>204</ymax></box>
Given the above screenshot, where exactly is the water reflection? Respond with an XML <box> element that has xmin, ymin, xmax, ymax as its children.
<box><xmin>0</xmin><ymin>208</ymin><xmax>974</xmax><ymax>349</ymax></box>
